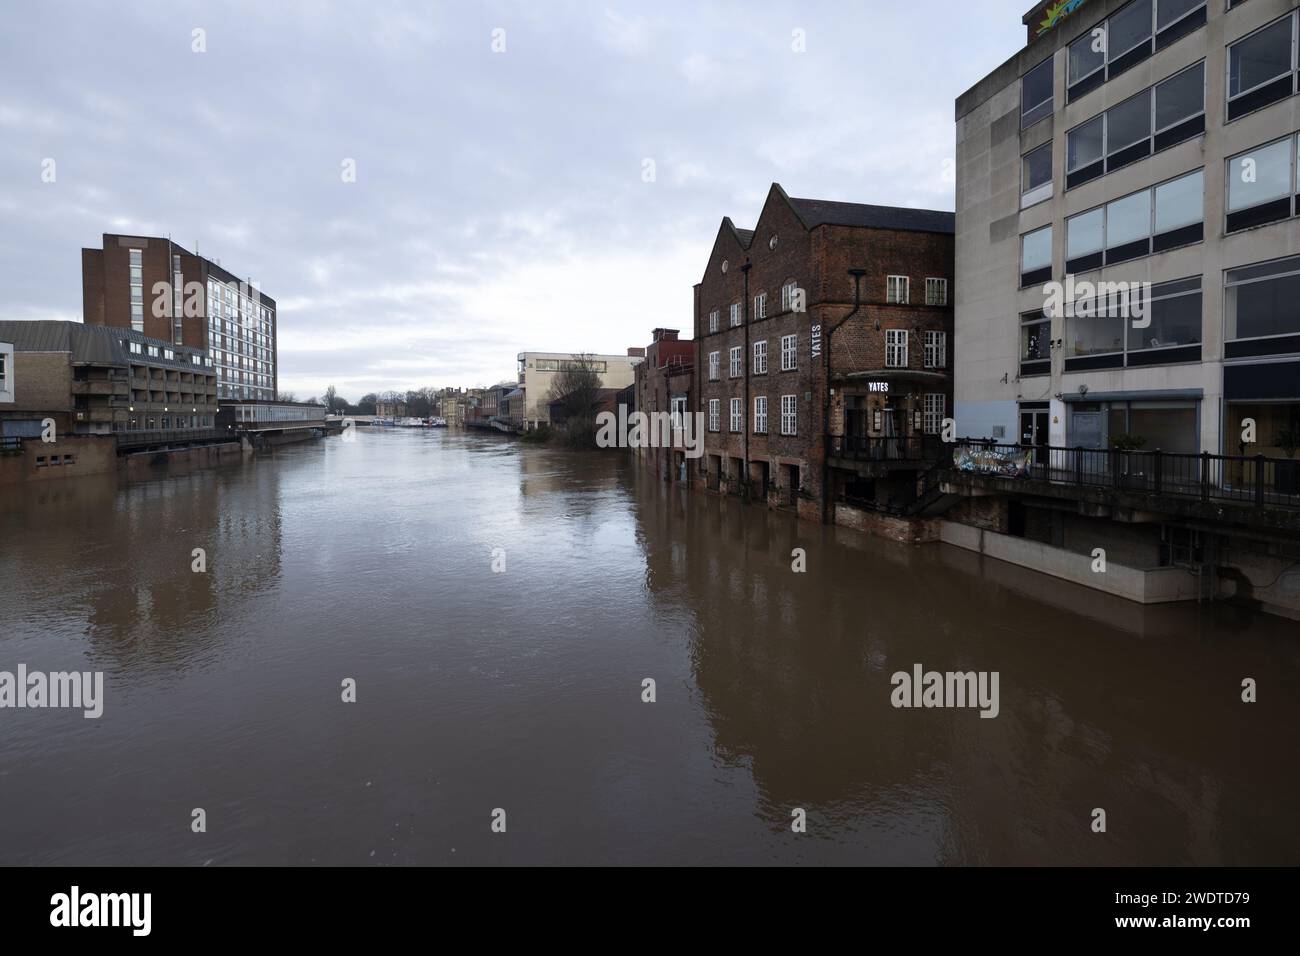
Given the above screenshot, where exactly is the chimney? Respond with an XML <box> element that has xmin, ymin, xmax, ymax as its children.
<box><xmin>651</xmin><ymin>328</ymin><xmax>680</xmax><ymax>342</ymax></box>
<box><xmin>627</xmin><ymin>347</ymin><xmax>646</xmax><ymax>357</ymax></box>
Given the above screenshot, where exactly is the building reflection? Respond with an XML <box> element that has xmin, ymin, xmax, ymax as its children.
<box><xmin>628</xmin><ymin>470</ymin><xmax>1300</xmax><ymax>863</ymax></box>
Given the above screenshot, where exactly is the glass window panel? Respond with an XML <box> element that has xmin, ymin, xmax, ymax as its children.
<box><xmin>1227</xmin><ymin>138</ymin><xmax>1292</xmax><ymax>212</ymax></box>
<box><xmin>1068</xmin><ymin>116</ymin><xmax>1105</xmax><ymax>171</ymax></box>
<box><xmin>1022</xmin><ymin>58</ymin><xmax>1053</xmax><ymax>117</ymax></box>
<box><xmin>1069</xmin><ymin>31</ymin><xmax>1105</xmax><ymax>84</ymax></box>
<box><xmin>1021</xmin><ymin>318</ymin><xmax>1051</xmax><ymax>360</ymax></box>
<box><xmin>1107</xmin><ymin>91</ymin><xmax>1152</xmax><ymax>152</ymax></box>
<box><xmin>1226</xmin><ymin>256</ymin><xmax>1300</xmax><ymax>339</ymax></box>
<box><xmin>1128</xmin><ymin>282</ymin><xmax>1202</xmax><ymax>350</ymax></box>
<box><xmin>1022</xmin><ymin>143</ymin><xmax>1052</xmax><ymax>192</ymax></box>
<box><xmin>1128</xmin><ymin>406</ymin><xmax>1197</xmax><ymax>453</ymax></box>
<box><xmin>1068</xmin><ymin>207</ymin><xmax>1105</xmax><ymax>258</ymax></box>
<box><xmin>1228</xmin><ymin>18</ymin><xmax>1293</xmax><ymax>98</ymax></box>
<box><xmin>1022</xmin><ymin>226</ymin><xmax>1052</xmax><ymax>271</ymax></box>
<box><xmin>1157</xmin><ymin>0</ymin><xmax>1203</xmax><ymax>29</ymax></box>
<box><xmin>1154</xmin><ymin>62</ymin><xmax>1203</xmax><ymax>129</ymax></box>
<box><xmin>1109</xmin><ymin>0</ymin><xmax>1153</xmax><ymax>59</ymax></box>
<box><xmin>1068</xmin><ymin>311</ymin><xmax>1126</xmax><ymax>355</ymax></box>
<box><xmin>1154</xmin><ymin>170</ymin><xmax>1203</xmax><ymax>233</ymax></box>
<box><xmin>1106</xmin><ymin>191</ymin><xmax>1151</xmax><ymax>247</ymax></box>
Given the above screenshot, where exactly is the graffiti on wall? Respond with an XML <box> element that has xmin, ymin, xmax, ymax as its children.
<box><xmin>1036</xmin><ymin>0</ymin><xmax>1090</xmax><ymax>37</ymax></box>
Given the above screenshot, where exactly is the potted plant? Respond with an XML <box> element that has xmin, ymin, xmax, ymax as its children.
<box><xmin>1274</xmin><ymin>421</ymin><xmax>1300</xmax><ymax>495</ymax></box>
<box><xmin>1110</xmin><ymin>433</ymin><xmax>1149</xmax><ymax>490</ymax></box>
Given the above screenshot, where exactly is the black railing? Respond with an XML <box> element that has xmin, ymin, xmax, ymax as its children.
<box><xmin>950</xmin><ymin>442</ymin><xmax>1300</xmax><ymax>509</ymax></box>
<box><xmin>829</xmin><ymin>434</ymin><xmax>949</xmax><ymax>462</ymax></box>
<box><xmin>115</xmin><ymin>428</ymin><xmax>229</xmax><ymax>450</ymax></box>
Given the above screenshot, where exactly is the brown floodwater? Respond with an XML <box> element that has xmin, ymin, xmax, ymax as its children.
<box><xmin>0</xmin><ymin>428</ymin><xmax>1297</xmax><ymax>865</ymax></box>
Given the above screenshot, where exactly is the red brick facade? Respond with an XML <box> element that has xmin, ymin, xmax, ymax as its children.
<box><xmin>692</xmin><ymin>184</ymin><xmax>954</xmax><ymax>522</ymax></box>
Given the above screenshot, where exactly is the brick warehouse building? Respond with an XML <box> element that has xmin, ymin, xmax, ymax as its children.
<box><xmin>694</xmin><ymin>183</ymin><xmax>955</xmax><ymax>523</ymax></box>
<box><xmin>633</xmin><ymin>328</ymin><xmax>695</xmax><ymax>481</ymax></box>
<box><xmin>82</xmin><ymin>233</ymin><xmax>277</xmax><ymax>402</ymax></box>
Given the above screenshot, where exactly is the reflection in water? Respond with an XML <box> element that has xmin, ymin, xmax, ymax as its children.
<box><xmin>0</xmin><ymin>431</ymin><xmax>1296</xmax><ymax>865</ymax></box>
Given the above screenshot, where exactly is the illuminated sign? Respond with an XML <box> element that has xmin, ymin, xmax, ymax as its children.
<box><xmin>810</xmin><ymin>323</ymin><xmax>822</xmax><ymax>361</ymax></box>
<box><xmin>868</xmin><ymin>382</ymin><xmax>889</xmax><ymax>393</ymax></box>
<box><xmin>1036</xmin><ymin>0</ymin><xmax>1090</xmax><ymax>37</ymax></box>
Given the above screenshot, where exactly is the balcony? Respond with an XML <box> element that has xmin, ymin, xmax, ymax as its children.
<box><xmin>827</xmin><ymin>434</ymin><xmax>949</xmax><ymax>475</ymax></box>
<box><xmin>71</xmin><ymin>380</ymin><xmax>129</xmax><ymax>397</ymax></box>
<box><xmin>942</xmin><ymin>442</ymin><xmax>1300</xmax><ymax>529</ymax></box>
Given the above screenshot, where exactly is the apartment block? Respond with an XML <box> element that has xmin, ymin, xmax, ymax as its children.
<box><xmin>956</xmin><ymin>0</ymin><xmax>1300</xmax><ymax>460</ymax></box>
<box><xmin>82</xmin><ymin>233</ymin><xmax>277</xmax><ymax>402</ymax></box>
<box><xmin>694</xmin><ymin>183</ymin><xmax>955</xmax><ymax>521</ymax></box>
<box><xmin>0</xmin><ymin>320</ymin><xmax>218</xmax><ymax>441</ymax></box>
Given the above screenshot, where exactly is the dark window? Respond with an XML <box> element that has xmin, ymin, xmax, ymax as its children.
<box><xmin>1226</xmin><ymin>255</ymin><xmax>1300</xmax><ymax>340</ymax></box>
<box><xmin>1022</xmin><ymin>58</ymin><xmax>1054</xmax><ymax>128</ymax></box>
<box><xmin>1227</xmin><ymin>14</ymin><xmax>1296</xmax><ymax>120</ymax></box>
<box><xmin>1022</xmin><ymin>143</ymin><xmax>1053</xmax><ymax>202</ymax></box>
<box><xmin>1128</xmin><ymin>277</ymin><xmax>1202</xmax><ymax>352</ymax></box>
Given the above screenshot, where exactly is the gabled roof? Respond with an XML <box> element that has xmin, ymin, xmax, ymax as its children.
<box><xmin>786</xmin><ymin>195</ymin><xmax>955</xmax><ymax>235</ymax></box>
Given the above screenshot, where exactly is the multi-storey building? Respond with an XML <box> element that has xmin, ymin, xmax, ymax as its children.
<box><xmin>0</xmin><ymin>339</ymin><xmax>13</xmax><ymax>406</ymax></box>
<box><xmin>0</xmin><ymin>320</ymin><xmax>218</xmax><ymax>440</ymax></box>
<box><xmin>632</xmin><ymin>328</ymin><xmax>695</xmax><ymax>481</ymax></box>
<box><xmin>956</xmin><ymin>0</ymin><xmax>1300</xmax><ymax>459</ymax></box>
<box><xmin>515</xmin><ymin>350</ymin><xmax>644</xmax><ymax>430</ymax></box>
<box><xmin>82</xmin><ymin>233</ymin><xmax>277</xmax><ymax>402</ymax></box>
<box><xmin>694</xmin><ymin>183</ymin><xmax>955</xmax><ymax>522</ymax></box>
<box><xmin>945</xmin><ymin>0</ymin><xmax>1300</xmax><ymax>618</ymax></box>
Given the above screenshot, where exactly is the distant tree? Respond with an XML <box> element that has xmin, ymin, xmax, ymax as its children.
<box><xmin>324</xmin><ymin>385</ymin><xmax>342</xmax><ymax>413</ymax></box>
<box><xmin>305</xmin><ymin>395</ymin><xmax>319</xmax><ymax>406</ymax></box>
<box><xmin>357</xmin><ymin>393</ymin><xmax>378</xmax><ymax>416</ymax></box>
<box><xmin>545</xmin><ymin>354</ymin><xmax>604</xmax><ymax>447</ymax></box>
<box><xmin>276</xmin><ymin>391</ymin><xmax>298</xmax><ymax>403</ymax></box>
<box><xmin>406</xmin><ymin>388</ymin><xmax>431</xmax><ymax>418</ymax></box>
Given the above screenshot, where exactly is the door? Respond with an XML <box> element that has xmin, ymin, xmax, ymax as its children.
<box><xmin>1020</xmin><ymin>410</ymin><xmax>1050</xmax><ymax>476</ymax></box>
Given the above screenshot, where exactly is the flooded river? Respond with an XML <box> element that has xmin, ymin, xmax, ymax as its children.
<box><xmin>1</xmin><ymin>429</ymin><xmax>1297</xmax><ymax>865</ymax></box>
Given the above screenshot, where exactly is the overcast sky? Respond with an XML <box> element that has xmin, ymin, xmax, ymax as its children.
<box><xmin>1</xmin><ymin>0</ymin><xmax>1029</xmax><ymax>399</ymax></box>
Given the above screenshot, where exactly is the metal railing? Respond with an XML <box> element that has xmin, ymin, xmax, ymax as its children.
<box><xmin>828</xmin><ymin>434</ymin><xmax>949</xmax><ymax>463</ymax></box>
<box><xmin>950</xmin><ymin>442</ymin><xmax>1300</xmax><ymax>509</ymax></box>
<box><xmin>115</xmin><ymin>428</ymin><xmax>229</xmax><ymax>450</ymax></box>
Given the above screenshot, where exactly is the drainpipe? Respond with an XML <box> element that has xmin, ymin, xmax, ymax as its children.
<box><xmin>822</xmin><ymin>268</ymin><xmax>867</xmax><ymax>524</ymax></box>
<box><xmin>741</xmin><ymin>260</ymin><xmax>752</xmax><ymax>493</ymax></box>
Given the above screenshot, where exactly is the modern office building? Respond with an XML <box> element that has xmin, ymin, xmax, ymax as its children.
<box><xmin>515</xmin><ymin>351</ymin><xmax>644</xmax><ymax>429</ymax></box>
<box><xmin>955</xmin><ymin>0</ymin><xmax>1300</xmax><ymax>460</ymax></box>
<box><xmin>694</xmin><ymin>183</ymin><xmax>955</xmax><ymax>522</ymax></box>
<box><xmin>82</xmin><ymin>233</ymin><xmax>277</xmax><ymax>402</ymax></box>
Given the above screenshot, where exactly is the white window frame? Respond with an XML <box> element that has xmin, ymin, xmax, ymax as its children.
<box><xmin>780</xmin><ymin>395</ymin><xmax>797</xmax><ymax>436</ymax></box>
<box><xmin>886</xmin><ymin>329</ymin><xmax>909</xmax><ymax>368</ymax></box>
<box><xmin>708</xmin><ymin>351</ymin><xmax>720</xmax><ymax>381</ymax></box>
<box><xmin>780</xmin><ymin>334</ymin><xmax>797</xmax><ymax>371</ymax></box>
<box><xmin>729</xmin><ymin>398</ymin><xmax>743</xmax><ymax>432</ymax></box>
<box><xmin>925</xmin><ymin>278</ymin><xmax>949</xmax><ymax>307</ymax></box>
<box><xmin>753</xmin><ymin>396</ymin><xmax>768</xmax><ymax>434</ymax></box>
<box><xmin>708</xmin><ymin>399</ymin><xmax>720</xmax><ymax>432</ymax></box>
<box><xmin>781</xmin><ymin>281</ymin><xmax>799</xmax><ymax>312</ymax></box>
<box><xmin>708</xmin><ymin>310</ymin><xmax>719</xmax><ymax>334</ymax></box>
<box><xmin>924</xmin><ymin>330</ymin><xmax>947</xmax><ymax>369</ymax></box>
<box><xmin>923</xmin><ymin>393</ymin><xmax>946</xmax><ymax>435</ymax></box>
<box><xmin>730</xmin><ymin>302</ymin><xmax>742</xmax><ymax>327</ymax></box>
<box><xmin>729</xmin><ymin>346</ymin><xmax>742</xmax><ymax>378</ymax></box>
<box><xmin>887</xmin><ymin>276</ymin><xmax>910</xmax><ymax>304</ymax></box>
<box><xmin>754</xmin><ymin>293</ymin><xmax>767</xmax><ymax>319</ymax></box>
<box><xmin>752</xmin><ymin>340</ymin><xmax>768</xmax><ymax>375</ymax></box>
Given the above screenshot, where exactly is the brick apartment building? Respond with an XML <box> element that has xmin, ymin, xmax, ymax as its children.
<box><xmin>695</xmin><ymin>183</ymin><xmax>955</xmax><ymax>522</ymax></box>
<box><xmin>82</xmin><ymin>233</ymin><xmax>277</xmax><ymax>402</ymax></box>
<box><xmin>633</xmin><ymin>328</ymin><xmax>694</xmax><ymax>481</ymax></box>
<box><xmin>0</xmin><ymin>320</ymin><xmax>218</xmax><ymax>441</ymax></box>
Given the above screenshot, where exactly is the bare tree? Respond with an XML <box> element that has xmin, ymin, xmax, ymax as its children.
<box><xmin>545</xmin><ymin>354</ymin><xmax>604</xmax><ymax>446</ymax></box>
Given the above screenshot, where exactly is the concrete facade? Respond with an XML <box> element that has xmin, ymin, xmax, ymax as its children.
<box><xmin>955</xmin><ymin>0</ymin><xmax>1300</xmax><ymax>458</ymax></box>
<box><xmin>515</xmin><ymin>351</ymin><xmax>643</xmax><ymax>429</ymax></box>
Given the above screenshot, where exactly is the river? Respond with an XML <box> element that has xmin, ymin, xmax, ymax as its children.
<box><xmin>1</xmin><ymin>428</ymin><xmax>1297</xmax><ymax>865</ymax></box>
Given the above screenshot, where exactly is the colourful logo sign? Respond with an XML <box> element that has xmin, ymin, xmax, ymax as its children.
<box><xmin>1036</xmin><ymin>0</ymin><xmax>1090</xmax><ymax>37</ymax></box>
